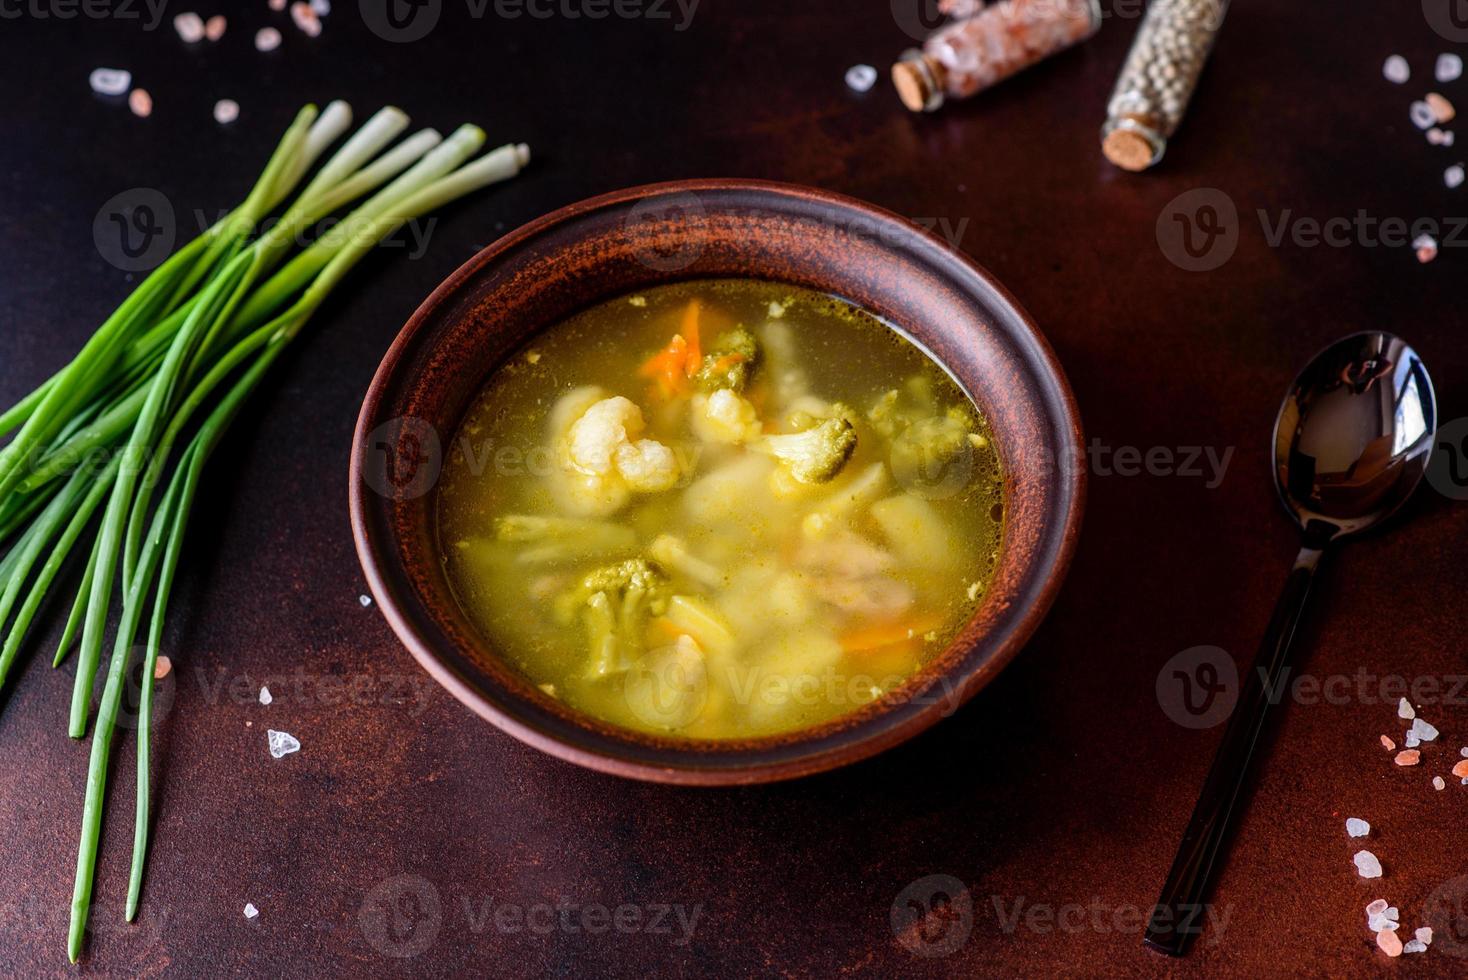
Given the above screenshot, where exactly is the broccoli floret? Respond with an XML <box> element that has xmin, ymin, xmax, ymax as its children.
<box><xmin>755</xmin><ymin>417</ymin><xmax>857</xmax><ymax>485</ymax></box>
<box><xmin>553</xmin><ymin>559</ymin><xmax>671</xmax><ymax>678</ymax></box>
<box><xmin>695</xmin><ymin>327</ymin><xmax>761</xmax><ymax>393</ymax></box>
<box><xmin>495</xmin><ymin>514</ymin><xmax>638</xmax><ymax>565</ymax></box>
<box><xmin>889</xmin><ymin>415</ymin><xmax>972</xmax><ymax>481</ymax></box>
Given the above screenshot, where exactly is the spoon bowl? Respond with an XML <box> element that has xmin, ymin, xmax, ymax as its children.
<box><xmin>1274</xmin><ymin>332</ymin><xmax>1437</xmax><ymax>542</ymax></box>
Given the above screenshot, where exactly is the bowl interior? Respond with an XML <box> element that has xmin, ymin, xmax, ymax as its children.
<box><xmin>351</xmin><ymin>180</ymin><xmax>1084</xmax><ymax>784</ymax></box>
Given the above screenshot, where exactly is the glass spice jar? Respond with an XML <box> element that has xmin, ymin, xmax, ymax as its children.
<box><xmin>892</xmin><ymin>0</ymin><xmax>1102</xmax><ymax>113</ymax></box>
<box><xmin>1101</xmin><ymin>0</ymin><xmax>1230</xmax><ymax>171</ymax></box>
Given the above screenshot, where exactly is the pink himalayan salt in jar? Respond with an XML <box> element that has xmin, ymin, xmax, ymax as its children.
<box><xmin>893</xmin><ymin>0</ymin><xmax>1101</xmax><ymax>112</ymax></box>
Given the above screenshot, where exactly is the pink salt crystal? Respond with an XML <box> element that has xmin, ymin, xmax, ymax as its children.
<box><xmin>1451</xmin><ymin>759</ymin><xmax>1468</xmax><ymax>779</ymax></box>
<box><xmin>1381</xmin><ymin>735</ymin><xmax>1396</xmax><ymax>750</ymax></box>
<box><xmin>1378</xmin><ymin>929</ymin><xmax>1403</xmax><ymax>957</ymax></box>
<box><xmin>270</xmin><ymin>0</ymin><xmax>286</xmax><ymax>8</ymax></box>
<box><xmin>205</xmin><ymin>15</ymin><xmax>225</xmax><ymax>41</ymax></box>
<box><xmin>1434</xmin><ymin>776</ymin><xmax>1447</xmax><ymax>790</ymax></box>
<box><xmin>128</xmin><ymin>88</ymin><xmax>152</xmax><ymax>118</ymax></box>
<box><xmin>1366</xmin><ymin>899</ymin><xmax>1388</xmax><ymax>917</ymax></box>
<box><xmin>1395</xmin><ymin>750</ymin><xmax>1421</xmax><ymax>766</ymax></box>
<box><xmin>153</xmin><ymin>655</ymin><xmax>172</xmax><ymax>680</ymax></box>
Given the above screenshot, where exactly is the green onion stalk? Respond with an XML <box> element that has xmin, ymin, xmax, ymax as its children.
<box><xmin>0</xmin><ymin>102</ymin><xmax>529</xmax><ymax>962</ymax></box>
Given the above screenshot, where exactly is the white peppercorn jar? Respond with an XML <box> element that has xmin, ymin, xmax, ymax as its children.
<box><xmin>1101</xmin><ymin>0</ymin><xmax>1230</xmax><ymax>171</ymax></box>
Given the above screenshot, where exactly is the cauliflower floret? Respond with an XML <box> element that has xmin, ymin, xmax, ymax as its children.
<box><xmin>550</xmin><ymin>394</ymin><xmax>680</xmax><ymax>515</ymax></box>
<box><xmin>615</xmin><ymin>439</ymin><xmax>680</xmax><ymax>492</ymax></box>
<box><xmin>691</xmin><ymin>389</ymin><xmax>761</xmax><ymax>445</ymax></box>
<box><xmin>566</xmin><ymin>396</ymin><xmax>645</xmax><ymax>475</ymax></box>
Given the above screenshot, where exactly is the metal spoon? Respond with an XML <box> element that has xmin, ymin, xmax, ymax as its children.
<box><xmin>1144</xmin><ymin>331</ymin><xmax>1437</xmax><ymax>956</ymax></box>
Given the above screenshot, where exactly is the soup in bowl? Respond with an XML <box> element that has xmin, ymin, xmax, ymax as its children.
<box><xmin>351</xmin><ymin>180</ymin><xmax>1082</xmax><ymax>783</ymax></box>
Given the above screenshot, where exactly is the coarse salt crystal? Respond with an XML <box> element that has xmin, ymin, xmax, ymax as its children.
<box><xmin>1366</xmin><ymin>899</ymin><xmax>1388</xmax><ymax>917</ymax></box>
<box><xmin>1409</xmin><ymin>717</ymin><xmax>1440</xmax><ymax>742</ymax></box>
<box><xmin>1380</xmin><ymin>735</ymin><xmax>1396</xmax><ymax>750</ymax></box>
<box><xmin>1369</xmin><ymin>911</ymin><xmax>1399</xmax><ymax>932</ymax></box>
<box><xmin>205</xmin><ymin>14</ymin><xmax>226</xmax><ymax>41</ymax></box>
<box><xmin>1403</xmin><ymin>939</ymin><xmax>1426</xmax><ymax>953</ymax></box>
<box><xmin>174</xmin><ymin>11</ymin><xmax>205</xmax><ymax>43</ymax></box>
<box><xmin>259</xmin><ymin>685</ymin><xmax>273</xmax><ymax>705</ymax></box>
<box><xmin>1434</xmin><ymin>776</ymin><xmax>1446</xmax><ymax>790</ymax></box>
<box><xmin>267</xmin><ymin>729</ymin><xmax>300</xmax><ymax>758</ymax></box>
<box><xmin>1398</xmin><ymin>698</ymin><xmax>1415</xmax><ymax>719</ymax></box>
<box><xmin>88</xmin><ymin>67</ymin><xmax>131</xmax><ymax>96</ymax></box>
<box><xmin>1417</xmin><ymin>926</ymin><xmax>1433</xmax><ymax>945</ymax></box>
<box><xmin>1427</xmin><ymin>92</ymin><xmax>1457</xmax><ymax>123</ymax></box>
<box><xmin>244</xmin><ymin>902</ymin><xmax>259</xmax><ymax>919</ymax></box>
<box><xmin>214</xmin><ymin>99</ymin><xmax>239</xmax><ymax>124</ymax></box>
<box><xmin>1411</xmin><ymin>101</ymin><xmax>1437</xmax><ymax>130</ymax></box>
<box><xmin>1378</xmin><ymin>929</ymin><xmax>1403</xmax><ymax>956</ymax></box>
<box><xmin>255</xmin><ymin>27</ymin><xmax>282</xmax><ymax>51</ymax></box>
<box><xmin>1354</xmin><ymin>850</ymin><xmax>1383</xmax><ymax>878</ymax></box>
<box><xmin>1346</xmin><ymin>817</ymin><xmax>1370</xmax><ymax>838</ymax></box>
<box><xmin>128</xmin><ymin>89</ymin><xmax>153</xmax><ymax>118</ymax></box>
<box><xmin>1395</xmin><ymin>749</ymin><xmax>1421</xmax><ymax>766</ymax></box>
<box><xmin>1384</xmin><ymin>55</ymin><xmax>1410</xmax><ymax>84</ymax></box>
<box><xmin>1445</xmin><ymin>164</ymin><xmax>1465</xmax><ymax>189</ymax></box>
<box><xmin>1462</xmin><ymin>747</ymin><xmax>1468</xmax><ymax>757</ymax></box>
<box><xmin>1414</xmin><ymin>234</ymin><xmax>1439</xmax><ymax>263</ymax></box>
<box><xmin>310</xmin><ymin>0</ymin><xmax>331</xmax><ymax>15</ymax></box>
<box><xmin>270</xmin><ymin>0</ymin><xmax>286</xmax><ymax>9</ymax></box>
<box><xmin>1439</xmin><ymin>53</ymin><xmax>1464</xmax><ymax>83</ymax></box>
<box><xmin>1406</xmin><ymin>732</ymin><xmax>1421</xmax><ymax>748</ymax></box>
<box><xmin>1452</xmin><ymin>759</ymin><xmax>1468</xmax><ymax>778</ymax></box>
<box><xmin>845</xmin><ymin>64</ymin><xmax>878</xmax><ymax>93</ymax></box>
<box><xmin>1428</xmin><ymin>127</ymin><xmax>1453</xmax><ymax>146</ymax></box>
<box><xmin>291</xmin><ymin>2</ymin><xmax>322</xmax><ymax>36</ymax></box>
<box><xmin>154</xmin><ymin>656</ymin><xmax>172</xmax><ymax>680</ymax></box>
<box><xmin>358</xmin><ymin>594</ymin><xmax>372</xmax><ymax>607</ymax></box>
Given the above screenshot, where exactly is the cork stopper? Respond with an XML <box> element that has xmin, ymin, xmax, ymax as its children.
<box><xmin>892</xmin><ymin>53</ymin><xmax>945</xmax><ymax>113</ymax></box>
<box><xmin>1101</xmin><ymin>117</ymin><xmax>1166</xmax><ymax>172</ymax></box>
<box><xmin>1102</xmin><ymin>129</ymin><xmax>1154</xmax><ymax>171</ymax></box>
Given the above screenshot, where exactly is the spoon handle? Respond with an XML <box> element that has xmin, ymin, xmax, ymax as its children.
<box><xmin>1143</xmin><ymin>543</ymin><xmax>1324</xmax><ymax>956</ymax></box>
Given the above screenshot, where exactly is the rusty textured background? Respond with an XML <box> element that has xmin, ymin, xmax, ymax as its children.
<box><xmin>2</xmin><ymin>2</ymin><xmax>1467</xmax><ymax>976</ymax></box>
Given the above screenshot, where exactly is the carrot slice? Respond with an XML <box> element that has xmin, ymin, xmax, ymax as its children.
<box><xmin>681</xmin><ymin>300</ymin><xmax>702</xmax><ymax>375</ymax></box>
<box><xmin>638</xmin><ymin>334</ymin><xmax>691</xmax><ymax>397</ymax></box>
<box><xmin>839</xmin><ymin>614</ymin><xmax>944</xmax><ymax>655</ymax></box>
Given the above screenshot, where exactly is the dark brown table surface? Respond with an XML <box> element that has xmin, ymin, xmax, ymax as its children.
<box><xmin>3</xmin><ymin>2</ymin><xmax>1467</xmax><ymax>976</ymax></box>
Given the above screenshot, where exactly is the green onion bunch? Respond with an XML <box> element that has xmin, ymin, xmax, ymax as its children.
<box><xmin>0</xmin><ymin>101</ymin><xmax>528</xmax><ymax>961</ymax></box>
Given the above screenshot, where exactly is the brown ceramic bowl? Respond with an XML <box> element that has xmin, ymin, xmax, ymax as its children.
<box><xmin>350</xmin><ymin>179</ymin><xmax>1084</xmax><ymax>785</ymax></box>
